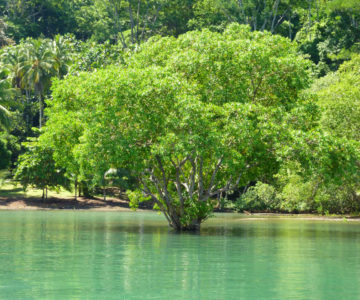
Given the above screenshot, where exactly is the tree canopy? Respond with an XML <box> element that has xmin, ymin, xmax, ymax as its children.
<box><xmin>40</xmin><ymin>24</ymin><xmax>318</xmax><ymax>229</ymax></box>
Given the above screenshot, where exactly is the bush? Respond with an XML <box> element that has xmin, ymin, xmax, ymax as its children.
<box><xmin>235</xmin><ymin>182</ymin><xmax>278</xmax><ymax>212</ymax></box>
<box><xmin>277</xmin><ymin>174</ymin><xmax>314</xmax><ymax>212</ymax></box>
<box><xmin>314</xmin><ymin>185</ymin><xmax>360</xmax><ymax>214</ymax></box>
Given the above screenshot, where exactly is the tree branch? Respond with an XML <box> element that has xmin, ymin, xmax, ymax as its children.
<box><xmin>140</xmin><ymin>176</ymin><xmax>172</xmax><ymax>225</ymax></box>
<box><xmin>271</xmin><ymin>0</ymin><xmax>280</xmax><ymax>33</ymax></box>
<box><xmin>189</xmin><ymin>157</ymin><xmax>196</xmax><ymax>199</ymax></box>
<box><xmin>110</xmin><ymin>0</ymin><xmax>128</xmax><ymax>48</ymax></box>
<box><xmin>127</xmin><ymin>0</ymin><xmax>135</xmax><ymax>44</ymax></box>
<box><xmin>197</xmin><ymin>157</ymin><xmax>204</xmax><ymax>200</ymax></box>
<box><xmin>201</xmin><ymin>156</ymin><xmax>223</xmax><ymax>201</ymax></box>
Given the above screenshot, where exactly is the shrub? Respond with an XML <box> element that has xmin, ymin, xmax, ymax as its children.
<box><xmin>235</xmin><ymin>182</ymin><xmax>278</xmax><ymax>212</ymax></box>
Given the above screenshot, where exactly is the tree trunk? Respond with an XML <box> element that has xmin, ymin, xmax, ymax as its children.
<box><xmin>39</xmin><ymin>96</ymin><xmax>43</xmax><ymax>129</ymax></box>
<box><xmin>271</xmin><ymin>0</ymin><xmax>280</xmax><ymax>33</ymax></box>
<box><xmin>288</xmin><ymin>12</ymin><xmax>292</xmax><ymax>39</ymax></box>
<box><xmin>25</xmin><ymin>89</ymin><xmax>31</xmax><ymax>127</ymax></box>
<box><xmin>315</xmin><ymin>0</ymin><xmax>319</xmax><ymax>23</ymax></box>
<box><xmin>82</xmin><ymin>182</ymin><xmax>91</xmax><ymax>198</ymax></box>
<box><xmin>128</xmin><ymin>0</ymin><xmax>136</xmax><ymax>44</ymax></box>
<box><xmin>110</xmin><ymin>0</ymin><xmax>127</xmax><ymax>48</ymax></box>
<box><xmin>307</xmin><ymin>0</ymin><xmax>312</xmax><ymax>35</ymax></box>
<box><xmin>74</xmin><ymin>178</ymin><xmax>78</xmax><ymax>201</ymax></box>
<box><xmin>238</xmin><ymin>0</ymin><xmax>246</xmax><ymax>24</ymax></box>
<box><xmin>141</xmin><ymin>156</ymin><xmax>247</xmax><ymax>231</ymax></box>
<box><xmin>172</xmin><ymin>218</ymin><xmax>201</xmax><ymax>231</ymax></box>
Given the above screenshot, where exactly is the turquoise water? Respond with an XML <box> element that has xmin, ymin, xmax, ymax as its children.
<box><xmin>0</xmin><ymin>211</ymin><xmax>359</xmax><ymax>299</ymax></box>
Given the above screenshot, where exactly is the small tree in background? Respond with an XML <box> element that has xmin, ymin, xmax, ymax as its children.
<box><xmin>14</xmin><ymin>142</ymin><xmax>70</xmax><ymax>200</ymax></box>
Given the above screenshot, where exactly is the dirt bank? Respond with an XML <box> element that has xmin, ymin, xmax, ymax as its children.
<box><xmin>0</xmin><ymin>195</ymin><xmax>135</xmax><ymax>211</ymax></box>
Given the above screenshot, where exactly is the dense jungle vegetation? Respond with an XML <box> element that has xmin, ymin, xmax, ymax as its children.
<box><xmin>0</xmin><ymin>0</ymin><xmax>360</xmax><ymax>230</ymax></box>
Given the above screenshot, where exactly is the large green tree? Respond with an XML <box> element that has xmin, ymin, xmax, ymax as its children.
<box><xmin>313</xmin><ymin>55</ymin><xmax>360</xmax><ymax>141</ymax></box>
<box><xmin>268</xmin><ymin>54</ymin><xmax>360</xmax><ymax>214</ymax></box>
<box><xmin>42</xmin><ymin>24</ymin><xmax>312</xmax><ymax>230</ymax></box>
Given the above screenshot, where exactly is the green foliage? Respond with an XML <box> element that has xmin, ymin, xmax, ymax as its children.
<box><xmin>295</xmin><ymin>11</ymin><xmax>360</xmax><ymax>75</ymax></box>
<box><xmin>39</xmin><ymin>89</ymin><xmax>83</xmax><ymax>186</ymax></box>
<box><xmin>104</xmin><ymin>168</ymin><xmax>137</xmax><ymax>191</ymax></box>
<box><xmin>1</xmin><ymin>0</ymin><xmax>359</xmax><ymax>76</ymax></box>
<box><xmin>302</xmin><ymin>55</ymin><xmax>360</xmax><ymax>214</ymax></box>
<box><xmin>0</xmin><ymin>34</ymin><xmax>76</xmax><ymax>168</ymax></box>
<box><xmin>273</xmin><ymin>160</ymin><xmax>360</xmax><ymax>215</ymax></box>
<box><xmin>0</xmin><ymin>0</ymin><xmax>78</xmax><ymax>41</ymax></box>
<box><xmin>14</xmin><ymin>142</ymin><xmax>70</xmax><ymax>198</ymax></box>
<box><xmin>0</xmin><ymin>133</ymin><xmax>11</xmax><ymax>169</ymax></box>
<box><xmin>1</xmin><ymin>35</ymin><xmax>73</xmax><ymax>90</ymax></box>
<box><xmin>274</xmin><ymin>162</ymin><xmax>315</xmax><ymax>212</ymax></box>
<box><xmin>312</xmin><ymin>55</ymin><xmax>360</xmax><ymax>141</ymax></box>
<box><xmin>73</xmin><ymin>0</ymin><xmax>167</xmax><ymax>45</ymax></box>
<box><xmin>68</xmin><ymin>39</ymin><xmax>124</xmax><ymax>73</ymax></box>
<box><xmin>127</xmin><ymin>189</ymin><xmax>151</xmax><ymax>210</ymax></box>
<box><xmin>280</xmin><ymin>131</ymin><xmax>359</xmax><ymax>187</ymax></box>
<box><xmin>314</xmin><ymin>184</ymin><xmax>360</xmax><ymax>214</ymax></box>
<box><xmin>43</xmin><ymin>24</ymin><xmax>312</xmax><ymax>229</ymax></box>
<box><xmin>1</xmin><ymin>0</ymin><xmax>359</xmax><ymax>221</ymax></box>
<box><xmin>236</xmin><ymin>182</ymin><xmax>278</xmax><ymax>212</ymax></box>
<box><xmin>0</xmin><ymin>89</ymin><xmax>11</xmax><ymax>130</ymax></box>
<box><xmin>189</xmin><ymin>0</ymin><xmax>307</xmax><ymax>37</ymax></box>
<box><xmin>325</xmin><ymin>0</ymin><xmax>360</xmax><ymax>12</ymax></box>
<box><xmin>257</xmin><ymin>56</ymin><xmax>360</xmax><ymax>214</ymax></box>
<box><xmin>238</xmin><ymin>149</ymin><xmax>360</xmax><ymax>214</ymax></box>
<box><xmin>0</xmin><ymin>65</ymin><xmax>12</xmax><ymax>130</ymax></box>
<box><xmin>0</xmin><ymin>19</ymin><xmax>13</xmax><ymax>47</ymax></box>
<box><xmin>1</xmin><ymin>35</ymin><xmax>73</xmax><ymax>130</ymax></box>
<box><xmin>131</xmin><ymin>24</ymin><xmax>312</xmax><ymax>107</ymax></box>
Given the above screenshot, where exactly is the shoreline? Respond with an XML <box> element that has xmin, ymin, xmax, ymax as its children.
<box><xmin>0</xmin><ymin>195</ymin><xmax>136</xmax><ymax>212</ymax></box>
<box><xmin>0</xmin><ymin>197</ymin><xmax>359</xmax><ymax>222</ymax></box>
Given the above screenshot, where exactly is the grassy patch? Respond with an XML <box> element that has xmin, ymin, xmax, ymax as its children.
<box><xmin>0</xmin><ymin>175</ymin><xmax>74</xmax><ymax>200</ymax></box>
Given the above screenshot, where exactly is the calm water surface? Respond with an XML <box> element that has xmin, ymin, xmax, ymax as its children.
<box><xmin>0</xmin><ymin>211</ymin><xmax>359</xmax><ymax>299</ymax></box>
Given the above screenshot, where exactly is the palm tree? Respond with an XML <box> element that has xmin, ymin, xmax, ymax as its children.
<box><xmin>1</xmin><ymin>37</ymin><xmax>72</xmax><ymax>129</ymax></box>
<box><xmin>0</xmin><ymin>19</ymin><xmax>13</xmax><ymax>48</ymax></box>
<box><xmin>52</xmin><ymin>35</ymin><xmax>72</xmax><ymax>79</ymax></box>
<box><xmin>1</xmin><ymin>45</ymin><xmax>27</xmax><ymax>90</ymax></box>
<box><xmin>0</xmin><ymin>104</ymin><xmax>10</xmax><ymax>129</ymax></box>
<box><xmin>0</xmin><ymin>78</ymin><xmax>11</xmax><ymax>130</ymax></box>
<box><xmin>1</xmin><ymin>44</ymin><xmax>31</xmax><ymax>128</ymax></box>
<box><xmin>21</xmin><ymin>39</ymin><xmax>56</xmax><ymax>128</ymax></box>
<box><xmin>0</xmin><ymin>63</ymin><xmax>14</xmax><ymax>130</ymax></box>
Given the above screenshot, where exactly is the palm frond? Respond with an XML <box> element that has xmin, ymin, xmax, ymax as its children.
<box><xmin>0</xmin><ymin>104</ymin><xmax>10</xmax><ymax>129</ymax></box>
